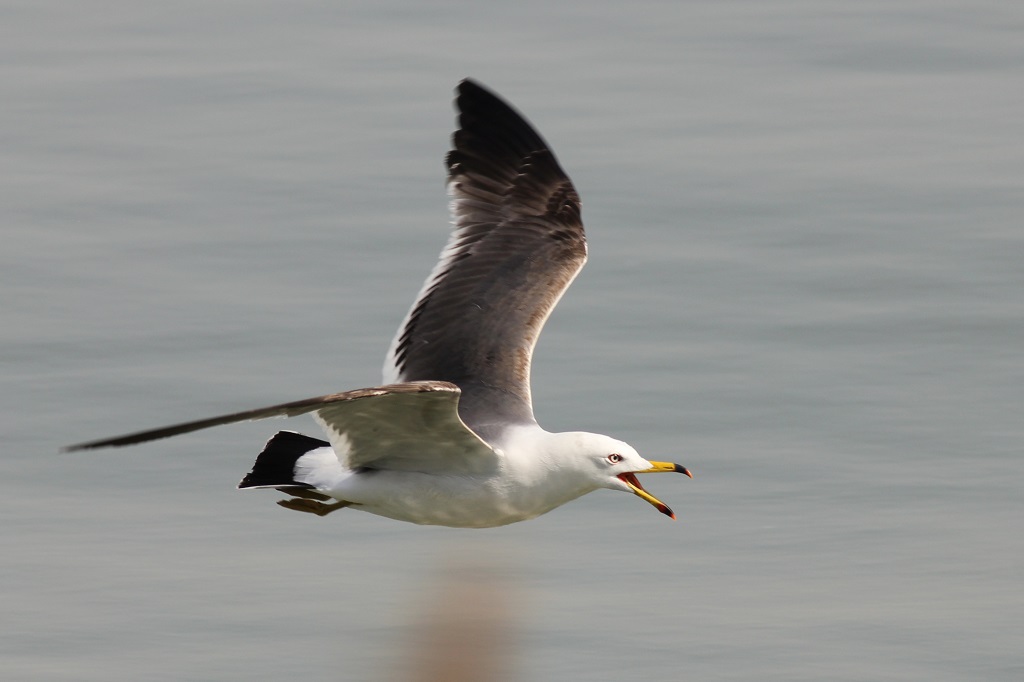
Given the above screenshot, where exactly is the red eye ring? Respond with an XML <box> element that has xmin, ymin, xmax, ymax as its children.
<box><xmin>608</xmin><ymin>453</ymin><xmax>623</xmax><ymax>463</ymax></box>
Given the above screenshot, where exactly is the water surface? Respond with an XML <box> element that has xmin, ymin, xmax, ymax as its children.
<box><xmin>2</xmin><ymin>2</ymin><xmax>1022</xmax><ymax>680</ymax></box>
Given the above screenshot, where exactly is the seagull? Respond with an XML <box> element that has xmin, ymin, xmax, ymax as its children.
<box><xmin>64</xmin><ymin>79</ymin><xmax>692</xmax><ymax>528</ymax></box>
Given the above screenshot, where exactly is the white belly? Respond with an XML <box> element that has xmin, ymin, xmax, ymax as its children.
<box><xmin>327</xmin><ymin>469</ymin><xmax>591</xmax><ymax>528</ymax></box>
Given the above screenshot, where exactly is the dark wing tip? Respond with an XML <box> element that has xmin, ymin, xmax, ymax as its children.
<box><xmin>448</xmin><ymin>80</ymin><xmax>580</xmax><ymax>227</ymax></box>
<box><xmin>62</xmin><ymin>433</ymin><xmax>164</xmax><ymax>452</ymax></box>
<box><xmin>450</xmin><ymin>79</ymin><xmax>552</xmax><ymax>171</ymax></box>
<box><xmin>456</xmin><ymin>77</ymin><xmax>487</xmax><ymax>98</ymax></box>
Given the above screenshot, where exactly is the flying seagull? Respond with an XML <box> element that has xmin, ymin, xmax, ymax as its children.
<box><xmin>64</xmin><ymin>79</ymin><xmax>691</xmax><ymax>528</ymax></box>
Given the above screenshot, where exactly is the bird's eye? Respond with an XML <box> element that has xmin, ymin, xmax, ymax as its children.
<box><xmin>607</xmin><ymin>453</ymin><xmax>623</xmax><ymax>464</ymax></box>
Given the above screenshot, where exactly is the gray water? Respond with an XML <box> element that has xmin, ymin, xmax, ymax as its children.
<box><xmin>3</xmin><ymin>2</ymin><xmax>1022</xmax><ymax>680</ymax></box>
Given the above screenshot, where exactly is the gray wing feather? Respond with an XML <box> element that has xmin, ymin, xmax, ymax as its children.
<box><xmin>385</xmin><ymin>80</ymin><xmax>587</xmax><ymax>437</ymax></box>
<box><xmin>63</xmin><ymin>381</ymin><xmax>477</xmax><ymax>454</ymax></box>
<box><xmin>312</xmin><ymin>387</ymin><xmax>497</xmax><ymax>474</ymax></box>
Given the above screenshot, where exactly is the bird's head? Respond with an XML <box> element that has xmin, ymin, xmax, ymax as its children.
<box><xmin>573</xmin><ymin>433</ymin><xmax>693</xmax><ymax>519</ymax></box>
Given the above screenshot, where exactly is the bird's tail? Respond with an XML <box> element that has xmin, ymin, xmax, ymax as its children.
<box><xmin>238</xmin><ymin>431</ymin><xmax>342</xmax><ymax>490</ymax></box>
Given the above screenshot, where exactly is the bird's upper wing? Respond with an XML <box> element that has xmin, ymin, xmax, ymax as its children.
<box><xmin>383</xmin><ymin>79</ymin><xmax>587</xmax><ymax>438</ymax></box>
<box><xmin>64</xmin><ymin>381</ymin><xmax>498</xmax><ymax>475</ymax></box>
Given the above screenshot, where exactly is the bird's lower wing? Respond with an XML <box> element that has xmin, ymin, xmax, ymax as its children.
<box><xmin>311</xmin><ymin>384</ymin><xmax>498</xmax><ymax>475</ymax></box>
<box><xmin>63</xmin><ymin>381</ymin><xmax>495</xmax><ymax>476</ymax></box>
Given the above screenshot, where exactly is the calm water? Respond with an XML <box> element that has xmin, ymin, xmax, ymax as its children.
<box><xmin>3</xmin><ymin>2</ymin><xmax>1022</xmax><ymax>680</ymax></box>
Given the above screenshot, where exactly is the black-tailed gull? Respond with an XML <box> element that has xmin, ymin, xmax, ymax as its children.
<box><xmin>64</xmin><ymin>79</ymin><xmax>691</xmax><ymax>528</ymax></box>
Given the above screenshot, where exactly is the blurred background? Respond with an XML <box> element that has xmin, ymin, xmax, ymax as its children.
<box><xmin>2</xmin><ymin>1</ymin><xmax>1022</xmax><ymax>680</ymax></box>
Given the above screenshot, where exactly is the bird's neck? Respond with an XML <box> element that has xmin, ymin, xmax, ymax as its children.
<box><xmin>498</xmin><ymin>426</ymin><xmax>599</xmax><ymax>498</ymax></box>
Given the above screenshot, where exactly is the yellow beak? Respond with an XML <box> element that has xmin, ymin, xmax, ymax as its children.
<box><xmin>618</xmin><ymin>461</ymin><xmax>692</xmax><ymax>520</ymax></box>
<box><xmin>640</xmin><ymin>461</ymin><xmax>693</xmax><ymax>477</ymax></box>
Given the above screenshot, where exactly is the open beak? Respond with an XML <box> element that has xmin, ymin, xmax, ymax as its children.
<box><xmin>618</xmin><ymin>461</ymin><xmax>693</xmax><ymax>520</ymax></box>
